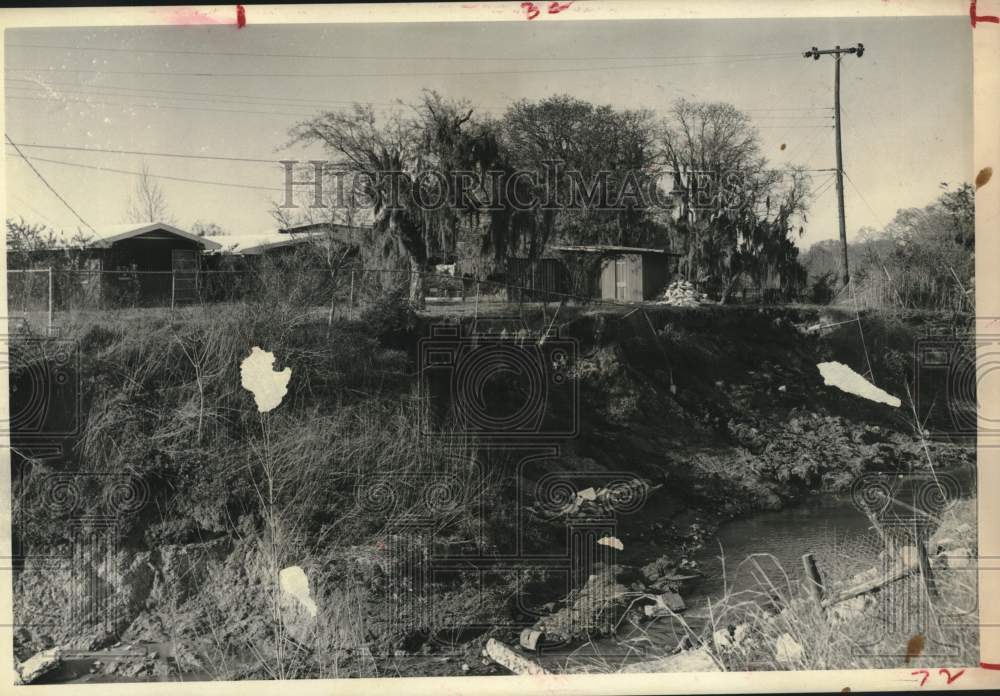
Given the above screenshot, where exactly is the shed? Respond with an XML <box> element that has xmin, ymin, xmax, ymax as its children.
<box><xmin>25</xmin><ymin>222</ymin><xmax>220</xmax><ymax>307</ymax></box>
<box><xmin>550</xmin><ymin>245</ymin><xmax>681</xmax><ymax>302</ymax></box>
<box><xmin>504</xmin><ymin>257</ymin><xmax>572</xmax><ymax>302</ymax></box>
<box><xmin>94</xmin><ymin>222</ymin><xmax>220</xmax><ymax>304</ymax></box>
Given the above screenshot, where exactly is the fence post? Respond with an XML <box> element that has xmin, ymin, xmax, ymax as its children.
<box><xmin>47</xmin><ymin>267</ymin><xmax>54</xmax><ymax>335</ymax></box>
<box><xmin>802</xmin><ymin>552</ymin><xmax>826</xmax><ymax>609</ymax></box>
<box><xmin>917</xmin><ymin>533</ymin><xmax>937</xmax><ymax>598</ymax></box>
<box><xmin>170</xmin><ymin>270</ymin><xmax>176</xmax><ymax>311</ymax></box>
<box><xmin>349</xmin><ymin>270</ymin><xmax>355</xmax><ymax>320</ymax></box>
<box><xmin>474</xmin><ymin>281</ymin><xmax>480</xmax><ymax>320</ymax></box>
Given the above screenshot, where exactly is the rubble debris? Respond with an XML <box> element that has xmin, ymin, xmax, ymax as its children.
<box><xmin>597</xmin><ymin>536</ymin><xmax>624</xmax><ymax>551</ymax></box>
<box><xmin>713</xmin><ymin>623</ymin><xmax>750</xmax><ymax>651</ymax></box>
<box><xmin>528</xmin><ymin>572</ymin><xmax>631</xmax><ymax>644</ymax></box>
<box><xmin>774</xmin><ymin>633</ymin><xmax>804</xmax><ymax>665</ymax></box>
<box><xmin>645</xmin><ymin>591</ymin><xmax>686</xmax><ymax>616</ymax></box>
<box><xmin>15</xmin><ymin>647</ymin><xmax>62</xmax><ymax>684</ymax></box>
<box><xmin>655</xmin><ymin>280</ymin><xmax>709</xmax><ymax>307</ymax></box>
<box><xmin>530</xmin><ymin>478</ymin><xmax>661</xmax><ymax>521</ymax></box>
<box><xmin>485</xmin><ymin>639</ymin><xmax>549</xmax><ymax>675</ymax></box>
<box><xmin>519</xmin><ymin>628</ymin><xmax>545</xmax><ymax>651</ymax></box>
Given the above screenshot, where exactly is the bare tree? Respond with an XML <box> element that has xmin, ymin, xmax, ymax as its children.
<box><xmin>288</xmin><ymin>93</ymin><xmax>487</xmax><ymax>306</ymax></box>
<box><xmin>126</xmin><ymin>161</ymin><xmax>173</xmax><ymax>224</ymax></box>
<box><xmin>191</xmin><ymin>221</ymin><xmax>226</xmax><ymax>237</ymax></box>
<box><xmin>660</xmin><ymin>99</ymin><xmax>810</xmax><ymax>300</ymax></box>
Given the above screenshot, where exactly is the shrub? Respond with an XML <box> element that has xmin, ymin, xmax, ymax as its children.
<box><xmin>808</xmin><ymin>272</ymin><xmax>836</xmax><ymax>305</ymax></box>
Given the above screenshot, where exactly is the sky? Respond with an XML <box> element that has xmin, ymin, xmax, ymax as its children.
<box><xmin>2</xmin><ymin>15</ymin><xmax>973</xmax><ymax>250</ymax></box>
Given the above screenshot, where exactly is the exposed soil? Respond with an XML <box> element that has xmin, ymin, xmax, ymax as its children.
<box><xmin>11</xmin><ymin>303</ymin><xmax>975</xmax><ymax>680</ymax></box>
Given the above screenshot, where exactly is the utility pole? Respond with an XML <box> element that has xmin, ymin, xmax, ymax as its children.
<box><xmin>804</xmin><ymin>43</ymin><xmax>864</xmax><ymax>288</ymax></box>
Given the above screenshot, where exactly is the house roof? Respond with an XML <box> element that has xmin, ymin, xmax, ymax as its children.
<box><xmin>550</xmin><ymin>245</ymin><xmax>682</xmax><ymax>256</ymax></box>
<box><xmin>278</xmin><ymin>222</ymin><xmax>369</xmax><ymax>242</ymax></box>
<box><xmin>209</xmin><ymin>230</ymin><xmax>323</xmax><ymax>255</ymax></box>
<box><xmin>84</xmin><ymin>222</ymin><xmax>222</xmax><ymax>250</ymax></box>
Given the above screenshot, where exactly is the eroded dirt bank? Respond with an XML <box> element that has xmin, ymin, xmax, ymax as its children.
<box><xmin>11</xmin><ymin>304</ymin><xmax>974</xmax><ymax>681</ymax></box>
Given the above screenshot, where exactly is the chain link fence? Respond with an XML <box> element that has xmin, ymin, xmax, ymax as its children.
<box><xmin>5</xmin><ymin>265</ymin><xmax>600</xmax><ymax>330</ymax></box>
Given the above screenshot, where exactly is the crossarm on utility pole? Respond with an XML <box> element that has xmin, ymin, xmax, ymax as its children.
<box><xmin>803</xmin><ymin>43</ymin><xmax>865</xmax><ymax>288</ymax></box>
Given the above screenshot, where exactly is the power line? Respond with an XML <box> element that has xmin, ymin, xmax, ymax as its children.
<box><xmin>7</xmin><ymin>141</ymin><xmax>279</xmax><ymax>164</ymax></box>
<box><xmin>10</xmin><ymin>192</ymin><xmax>61</xmax><ymax>228</ymax></box>
<box><xmin>4</xmin><ymin>78</ymin><xmax>409</xmax><ymax>112</ymax></box>
<box><xmin>5</xmin><ymin>77</ymin><xmax>831</xmax><ymax>117</ymax></box>
<box><xmin>5</xmin><ymin>94</ymin><xmax>315</xmax><ymax>120</ymax></box>
<box><xmin>811</xmin><ymin>174</ymin><xmax>838</xmax><ymax>200</ymax></box>
<box><xmin>7</xmin><ymin>140</ymin><xmax>844</xmax><ymax>172</ymax></box>
<box><xmin>6</xmin><ymin>89</ymin><xmax>836</xmax><ymax>129</ymax></box>
<box><xmin>6</xmin><ymin>147</ymin><xmax>844</xmax><ymax>201</ymax></box>
<box><xmin>4</xmin><ymin>54</ymin><xmax>797</xmax><ymax>79</ymax></box>
<box><xmin>4</xmin><ymin>134</ymin><xmax>97</xmax><ymax>233</ymax></box>
<box><xmin>5</xmin><ymin>150</ymin><xmax>285</xmax><ymax>193</ymax></box>
<box><xmin>843</xmin><ymin>169</ymin><xmax>882</xmax><ymax>222</ymax></box>
<box><xmin>5</xmin><ymin>42</ymin><xmax>802</xmax><ymax>62</ymax></box>
<box><xmin>5</xmin><ymin>82</ymin><xmax>321</xmax><ymax>112</ymax></box>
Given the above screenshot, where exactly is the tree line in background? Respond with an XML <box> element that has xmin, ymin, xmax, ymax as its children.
<box><xmin>6</xmin><ymin>90</ymin><xmax>974</xmax><ymax>311</ymax></box>
<box><xmin>800</xmin><ymin>183</ymin><xmax>974</xmax><ymax>311</ymax></box>
<box><xmin>285</xmin><ymin>91</ymin><xmax>813</xmax><ymax>304</ymax></box>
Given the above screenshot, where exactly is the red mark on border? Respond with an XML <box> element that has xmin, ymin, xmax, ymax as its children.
<box><xmin>938</xmin><ymin>668</ymin><xmax>965</xmax><ymax>684</ymax></box>
<box><xmin>521</xmin><ymin>1</ymin><xmax>573</xmax><ymax>19</ymax></box>
<box><xmin>983</xmin><ymin>661</ymin><xmax>1000</xmax><ymax>670</ymax></box>
<box><xmin>165</xmin><ymin>8</ymin><xmax>223</xmax><ymax>25</ymax></box>
<box><xmin>971</xmin><ymin>0</ymin><xmax>1000</xmax><ymax>26</ymax></box>
<box><xmin>912</xmin><ymin>668</ymin><xmax>967</xmax><ymax>686</ymax></box>
<box><xmin>236</xmin><ymin>5</ymin><xmax>246</xmax><ymax>28</ymax></box>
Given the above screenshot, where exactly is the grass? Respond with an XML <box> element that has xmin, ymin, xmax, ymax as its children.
<box><xmin>9</xmin><ymin>284</ymin><xmax>977</xmax><ymax>678</ymax></box>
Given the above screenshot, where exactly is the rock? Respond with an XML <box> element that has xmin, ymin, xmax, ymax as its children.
<box><xmin>124</xmin><ymin>660</ymin><xmax>150</xmax><ymax>678</ymax></box>
<box><xmin>621</xmin><ymin>647</ymin><xmax>719</xmax><ymax>673</ymax></box>
<box><xmin>530</xmin><ymin>573</ymin><xmax>630</xmax><ymax>643</ymax></box>
<box><xmin>16</xmin><ymin>647</ymin><xmax>62</xmax><ymax>684</ymax></box>
<box><xmin>653</xmin><ymin>591</ymin><xmax>685</xmax><ymax>612</ymax></box>
<box><xmin>712</xmin><ymin>623</ymin><xmax>749</xmax><ymax>651</ymax></box>
<box><xmin>713</xmin><ymin>628</ymin><xmax>734</xmax><ymax>651</ymax></box>
<box><xmin>461</xmin><ymin>662</ymin><xmax>470</xmax><ymax>672</ymax></box>
<box><xmin>775</xmin><ymin>633</ymin><xmax>804</xmax><ymax>665</ymax></box>
<box><xmin>485</xmin><ymin>639</ymin><xmax>548</xmax><ymax>675</ymax></box>
<box><xmin>152</xmin><ymin>660</ymin><xmax>170</xmax><ymax>679</ymax></box>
